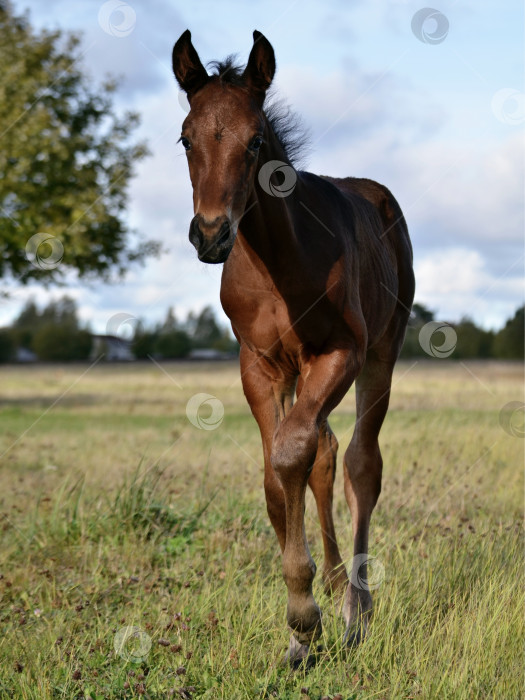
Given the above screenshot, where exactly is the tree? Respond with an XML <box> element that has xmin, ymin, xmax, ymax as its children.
<box><xmin>161</xmin><ymin>307</ymin><xmax>178</xmax><ymax>332</ymax></box>
<box><xmin>493</xmin><ymin>306</ymin><xmax>524</xmax><ymax>359</ymax></box>
<box><xmin>155</xmin><ymin>307</ymin><xmax>191</xmax><ymax>358</ymax></box>
<box><xmin>11</xmin><ymin>297</ymin><xmax>39</xmax><ymax>348</ymax></box>
<box><xmin>10</xmin><ymin>295</ymin><xmax>92</xmax><ymax>360</ymax></box>
<box><xmin>13</xmin><ymin>299</ymin><xmax>39</xmax><ymax>327</ymax></box>
<box><xmin>0</xmin><ymin>1</ymin><xmax>159</xmax><ymax>284</ymax></box>
<box><xmin>0</xmin><ymin>328</ymin><xmax>15</xmax><ymax>362</ymax></box>
<box><xmin>41</xmin><ymin>296</ymin><xmax>78</xmax><ymax>325</ymax></box>
<box><xmin>454</xmin><ymin>318</ymin><xmax>494</xmax><ymax>359</ymax></box>
<box><xmin>32</xmin><ymin>323</ymin><xmax>92</xmax><ymax>361</ymax></box>
<box><xmin>189</xmin><ymin>306</ymin><xmax>223</xmax><ymax>348</ymax></box>
<box><xmin>132</xmin><ymin>329</ymin><xmax>157</xmax><ymax>360</ymax></box>
<box><xmin>155</xmin><ymin>330</ymin><xmax>192</xmax><ymax>358</ymax></box>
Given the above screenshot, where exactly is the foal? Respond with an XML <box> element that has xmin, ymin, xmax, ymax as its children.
<box><xmin>172</xmin><ymin>29</ymin><xmax>415</xmax><ymax>664</ymax></box>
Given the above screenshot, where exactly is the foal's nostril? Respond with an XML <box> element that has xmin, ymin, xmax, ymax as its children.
<box><xmin>189</xmin><ymin>216</ymin><xmax>203</xmax><ymax>251</ymax></box>
<box><xmin>216</xmin><ymin>222</ymin><xmax>231</xmax><ymax>247</ymax></box>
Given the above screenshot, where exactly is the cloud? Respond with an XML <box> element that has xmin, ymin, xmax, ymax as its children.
<box><xmin>415</xmin><ymin>248</ymin><xmax>523</xmax><ymax>328</ymax></box>
<box><xmin>7</xmin><ymin>0</ymin><xmax>523</xmax><ymax>334</ymax></box>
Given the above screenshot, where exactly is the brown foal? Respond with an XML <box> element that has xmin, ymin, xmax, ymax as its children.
<box><xmin>172</xmin><ymin>29</ymin><xmax>415</xmax><ymax>665</ymax></box>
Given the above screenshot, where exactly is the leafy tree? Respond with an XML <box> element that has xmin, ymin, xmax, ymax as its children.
<box><xmin>493</xmin><ymin>305</ymin><xmax>524</xmax><ymax>359</ymax></box>
<box><xmin>0</xmin><ymin>1</ymin><xmax>159</xmax><ymax>284</ymax></box>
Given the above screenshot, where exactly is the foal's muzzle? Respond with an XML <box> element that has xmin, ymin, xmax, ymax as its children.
<box><xmin>189</xmin><ymin>214</ymin><xmax>235</xmax><ymax>264</ymax></box>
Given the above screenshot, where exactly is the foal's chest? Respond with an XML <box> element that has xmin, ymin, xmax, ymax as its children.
<box><xmin>221</xmin><ymin>279</ymin><xmax>300</xmax><ymax>359</ymax></box>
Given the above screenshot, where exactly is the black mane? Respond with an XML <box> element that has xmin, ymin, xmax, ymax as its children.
<box><xmin>207</xmin><ymin>57</ymin><xmax>309</xmax><ymax>168</ymax></box>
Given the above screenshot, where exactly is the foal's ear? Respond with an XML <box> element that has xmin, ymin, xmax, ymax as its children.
<box><xmin>172</xmin><ymin>30</ymin><xmax>209</xmax><ymax>99</ymax></box>
<box><xmin>243</xmin><ymin>30</ymin><xmax>276</xmax><ymax>105</ymax></box>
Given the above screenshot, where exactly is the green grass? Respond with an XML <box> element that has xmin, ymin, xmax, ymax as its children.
<box><xmin>0</xmin><ymin>360</ymin><xmax>523</xmax><ymax>699</ymax></box>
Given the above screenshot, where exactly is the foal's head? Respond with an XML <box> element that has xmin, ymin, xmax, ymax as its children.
<box><xmin>172</xmin><ymin>30</ymin><xmax>275</xmax><ymax>263</ymax></box>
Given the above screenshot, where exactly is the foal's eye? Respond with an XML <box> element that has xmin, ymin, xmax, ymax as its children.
<box><xmin>250</xmin><ymin>135</ymin><xmax>263</xmax><ymax>151</ymax></box>
<box><xmin>180</xmin><ymin>137</ymin><xmax>191</xmax><ymax>151</ymax></box>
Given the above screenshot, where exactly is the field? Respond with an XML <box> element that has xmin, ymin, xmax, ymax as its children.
<box><xmin>0</xmin><ymin>359</ymin><xmax>523</xmax><ymax>699</ymax></box>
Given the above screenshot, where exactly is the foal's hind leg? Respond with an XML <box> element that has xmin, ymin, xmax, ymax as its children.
<box><xmin>343</xmin><ymin>354</ymin><xmax>395</xmax><ymax>645</ymax></box>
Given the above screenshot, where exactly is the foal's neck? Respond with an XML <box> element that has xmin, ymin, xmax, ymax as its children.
<box><xmin>238</xmin><ymin>115</ymin><xmax>299</xmax><ymax>262</ymax></box>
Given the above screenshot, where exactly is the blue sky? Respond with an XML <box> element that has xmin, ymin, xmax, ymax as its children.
<box><xmin>1</xmin><ymin>0</ymin><xmax>523</xmax><ymax>332</ymax></box>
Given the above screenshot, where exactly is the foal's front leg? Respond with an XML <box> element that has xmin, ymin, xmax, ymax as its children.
<box><xmin>271</xmin><ymin>350</ymin><xmax>360</xmax><ymax>664</ymax></box>
<box><xmin>239</xmin><ymin>346</ymin><xmax>295</xmax><ymax>552</ymax></box>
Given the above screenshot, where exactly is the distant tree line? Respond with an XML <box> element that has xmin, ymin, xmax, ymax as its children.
<box><xmin>0</xmin><ymin>297</ymin><xmax>522</xmax><ymax>362</ymax></box>
<box><xmin>400</xmin><ymin>303</ymin><xmax>524</xmax><ymax>360</ymax></box>
<box><xmin>0</xmin><ymin>296</ymin><xmax>92</xmax><ymax>362</ymax></box>
<box><xmin>0</xmin><ymin>296</ymin><xmax>238</xmax><ymax>362</ymax></box>
<box><xmin>131</xmin><ymin>305</ymin><xmax>238</xmax><ymax>359</ymax></box>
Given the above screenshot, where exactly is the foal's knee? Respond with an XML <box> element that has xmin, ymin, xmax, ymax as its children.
<box><xmin>282</xmin><ymin>554</ymin><xmax>316</xmax><ymax>592</ymax></box>
<box><xmin>271</xmin><ymin>414</ymin><xmax>319</xmax><ymax>483</ymax></box>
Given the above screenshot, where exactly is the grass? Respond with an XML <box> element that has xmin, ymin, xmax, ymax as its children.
<box><xmin>0</xmin><ymin>360</ymin><xmax>523</xmax><ymax>699</ymax></box>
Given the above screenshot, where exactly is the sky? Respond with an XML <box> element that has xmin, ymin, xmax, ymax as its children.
<box><xmin>1</xmin><ymin>0</ymin><xmax>524</xmax><ymax>333</ymax></box>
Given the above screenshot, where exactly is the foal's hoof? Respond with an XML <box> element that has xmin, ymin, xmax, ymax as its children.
<box><xmin>283</xmin><ymin>635</ymin><xmax>321</xmax><ymax>670</ymax></box>
<box><xmin>343</xmin><ymin>626</ymin><xmax>365</xmax><ymax>648</ymax></box>
<box><xmin>343</xmin><ymin>616</ymin><xmax>370</xmax><ymax>648</ymax></box>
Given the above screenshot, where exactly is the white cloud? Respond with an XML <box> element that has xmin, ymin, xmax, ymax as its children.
<box><xmin>415</xmin><ymin>247</ymin><xmax>524</xmax><ymax>328</ymax></box>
